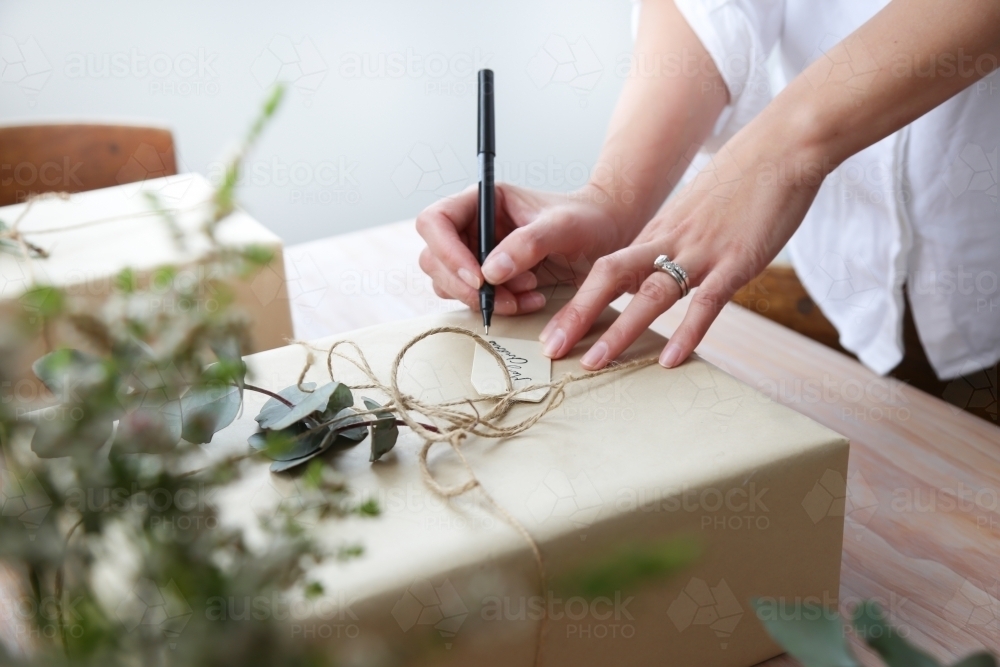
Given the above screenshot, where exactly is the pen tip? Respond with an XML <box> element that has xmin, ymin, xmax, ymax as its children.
<box><xmin>485</xmin><ymin>326</ymin><xmax>489</xmax><ymax>335</ymax></box>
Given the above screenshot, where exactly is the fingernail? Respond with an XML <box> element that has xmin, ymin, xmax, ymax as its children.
<box><xmin>482</xmin><ymin>251</ymin><xmax>515</xmax><ymax>284</ymax></box>
<box><xmin>458</xmin><ymin>267</ymin><xmax>481</xmax><ymax>289</ymax></box>
<box><xmin>518</xmin><ymin>291</ymin><xmax>546</xmax><ymax>312</ymax></box>
<box><xmin>580</xmin><ymin>341</ymin><xmax>609</xmax><ymax>370</ymax></box>
<box><xmin>542</xmin><ymin>328</ymin><xmax>566</xmax><ymax>358</ymax></box>
<box><xmin>539</xmin><ymin>318</ymin><xmax>557</xmax><ymax>343</ymax></box>
<box><xmin>660</xmin><ymin>343</ymin><xmax>682</xmax><ymax>368</ymax></box>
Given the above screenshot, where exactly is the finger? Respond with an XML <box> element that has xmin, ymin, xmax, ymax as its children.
<box><xmin>539</xmin><ymin>245</ymin><xmax>661</xmax><ymax>359</ymax></box>
<box><xmin>504</xmin><ymin>271</ymin><xmax>538</xmax><ymax>294</ymax></box>
<box><xmin>422</xmin><ymin>251</ymin><xmax>545</xmax><ymax>316</ymax></box>
<box><xmin>420</xmin><ymin>249</ymin><xmax>479</xmax><ymax>309</ymax></box>
<box><xmin>415</xmin><ymin>184</ymin><xmax>484</xmax><ymax>290</ymax></box>
<box><xmin>484</xmin><ymin>284</ymin><xmax>546</xmax><ymax>316</ymax></box>
<box><xmin>481</xmin><ymin>210</ymin><xmax>568</xmax><ymax>285</ymax></box>
<box><xmin>658</xmin><ymin>266</ymin><xmax>737</xmax><ymax>368</ymax></box>
<box><xmin>579</xmin><ymin>270</ymin><xmax>682</xmax><ymax>370</ymax></box>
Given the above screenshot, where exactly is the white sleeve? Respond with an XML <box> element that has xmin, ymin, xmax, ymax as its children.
<box><xmin>670</xmin><ymin>0</ymin><xmax>784</xmax><ymax>149</ymax></box>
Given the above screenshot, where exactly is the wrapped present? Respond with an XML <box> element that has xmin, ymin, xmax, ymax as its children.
<box><xmin>212</xmin><ymin>301</ymin><xmax>850</xmax><ymax>667</ymax></box>
<box><xmin>0</xmin><ymin>173</ymin><xmax>293</xmax><ymax>387</ymax></box>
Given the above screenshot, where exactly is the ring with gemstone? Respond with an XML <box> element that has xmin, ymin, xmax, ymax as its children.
<box><xmin>653</xmin><ymin>254</ymin><xmax>690</xmax><ymax>298</ymax></box>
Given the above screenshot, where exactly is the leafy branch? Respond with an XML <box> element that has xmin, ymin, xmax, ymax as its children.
<box><xmin>755</xmin><ymin>599</ymin><xmax>997</xmax><ymax>667</ymax></box>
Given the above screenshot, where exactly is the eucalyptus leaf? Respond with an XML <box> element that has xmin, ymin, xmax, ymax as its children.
<box><xmin>853</xmin><ymin>602</ymin><xmax>940</xmax><ymax>667</ymax></box>
<box><xmin>210</xmin><ymin>337</ymin><xmax>246</xmax><ymax>389</ymax></box>
<box><xmin>180</xmin><ymin>369</ymin><xmax>241</xmax><ymax>445</ymax></box>
<box><xmin>753</xmin><ymin>598</ymin><xmax>861</xmax><ymax>667</ymax></box>
<box><xmin>329</xmin><ymin>407</ymin><xmax>367</xmax><ymax>441</ymax></box>
<box><xmin>952</xmin><ymin>654</ymin><xmax>999</xmax><ymax>667</ymax></box>
<box><xmin>363</xmin><ymin>397</ymin><xmax>398</xmax><ymax>462</ymax></box>
<box><xmin>32</xmin><ymin>348</ymin><xmax>109</xmax><ymax>402</ymax></box>
<box><xmin>324</xmin><ymin>383</ymin><xmax>354</xmax><ymax>417</ymax></box>
<box><xmin>255</xmin><ymin>383</ymin><xmax>317</xmax><ymax>428</ymax></box>
<box><xmin>250</xmin><ymin>424</ymin><xmax>330</xmax><ymax>462</ymax></box>
<box><xmin>268</xmin><ymin>430</ymin><xmax>338</xmax><ymax>472</ymax></box>
<box><xmin>258</xmin><ymin>383</ymin><xmax>341</xmax><ymax>431</ymax></box>
<box><xmin>115</xmin><ymin>356</ymin><xmax>185</xmax><ymax>415</ymax></box>
<box><xmin>113</xmin><ymin>401</ymin><xmax>183</xmax><ymax>454</ymax></box>
<box><xmin>30</xmin><ymin>411</ymin><xmax>114</xmax><ymax>459</ymax></box>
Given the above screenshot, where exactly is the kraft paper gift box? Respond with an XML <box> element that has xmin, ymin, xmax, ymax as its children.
<box><xmin>0</xmin><ymin>173</ymin><xmax>293</xmax><ymax>386</ymax></box>
<box><xmin>212</xmin><ymin>302</ymin><xmax>850</xmax><ymax>667</ymax></box>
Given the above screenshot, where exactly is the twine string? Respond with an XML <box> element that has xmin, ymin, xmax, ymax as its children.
<box><xmin>0</xmin><ymin>192</ymin><xmax>214</xmax><ymax>270</ymax></box>
<box><xmin>292</xmin><ymin>327</ymin><xmax>657</xmax><ymax>667</ymax></box>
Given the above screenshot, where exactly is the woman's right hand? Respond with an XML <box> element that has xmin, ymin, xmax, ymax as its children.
<box><xmin>416</xmin><ymin>183</ymin><xmax>635</xmax><ymax>316</ymax></box>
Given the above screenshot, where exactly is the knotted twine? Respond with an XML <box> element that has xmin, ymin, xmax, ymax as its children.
<box><xmin>292</xmin><ymin>326</ymin><xmax>657</xmax><ymax>667</ymax></box>
<box><xmin>0</xmin><ymin>192</ymin><xmax>214</xmax><ymax>280</ymax></box>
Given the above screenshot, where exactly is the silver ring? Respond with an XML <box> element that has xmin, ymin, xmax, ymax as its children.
<box><xmin>653</xmin><ymin>254</ymin><xmax>690</xmax><ymax>298</ymax></box>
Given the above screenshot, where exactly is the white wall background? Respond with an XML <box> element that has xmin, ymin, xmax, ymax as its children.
<box><xmin>0</xmin><ymin>0</ymin><xmax>635</xmax><ymax>245</ymax></box>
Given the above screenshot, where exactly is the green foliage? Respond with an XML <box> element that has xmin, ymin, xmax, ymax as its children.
<box><xmin>754</xmin><ymin>599</ymin><xmax>998</xmax><ymax>667</ymax></box>
<box><xmin>556</xmin><ymin>536</ymin><xmax>701</xmax><ymax>600</ymax></box>
<box><xmin>363</xmin><ymin>397</ymin><xmax>399</xmax><ymax>462</ymax></box>
<box><xmin>0</xmin><ymin>85</ymin><xmax>367</xmax><ymax>666</ymax></box>
<box><xmin>248</xmin><ymin>387</ymin><xmax>400</xmax><ymax>472</ymax></box>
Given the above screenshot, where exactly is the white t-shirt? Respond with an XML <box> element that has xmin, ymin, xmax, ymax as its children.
<box><xmin>634</xmin><ymin>0</ymin><xmax>1000</xmax><ymax>380</ymax></box>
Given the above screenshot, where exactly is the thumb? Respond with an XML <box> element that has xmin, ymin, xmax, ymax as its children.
<box><xmin>482</xmin><ymin>213</ymin><xmax>569</xmax><ymax>285</ymax></box>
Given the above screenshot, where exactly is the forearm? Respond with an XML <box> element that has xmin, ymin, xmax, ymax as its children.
<box><xmin>758</xmin><ymin>0</ymin><xmax>1000</xmax><ymax>175</ymax></box>
<box><xmin>587</xmin><ymin>0</ymin><xmax>728</xmax><ymax>240</ymax></box>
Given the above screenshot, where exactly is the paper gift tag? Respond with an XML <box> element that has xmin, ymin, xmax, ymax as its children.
<box><xmin>471</xmin><ymin>336</ymin><xmax>551</xmax><ymax>403</ymax></box>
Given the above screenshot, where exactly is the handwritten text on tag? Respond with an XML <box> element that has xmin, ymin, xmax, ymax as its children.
<box><xmin>471</xmin><ymin>336</ymin><xmax>552</xmax><ymax>403</ymax></box>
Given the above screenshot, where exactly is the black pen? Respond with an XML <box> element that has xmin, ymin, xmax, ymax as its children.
<box><xmin>477</xmin><ymin>68</ymin><xmax>495</xmax><ymax>335</ymax></box>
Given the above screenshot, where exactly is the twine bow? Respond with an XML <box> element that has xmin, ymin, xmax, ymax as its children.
<box><xmin>293</xmin><ymin>326</ymin><xmax>657</xmax><ymax>666</ymax></box>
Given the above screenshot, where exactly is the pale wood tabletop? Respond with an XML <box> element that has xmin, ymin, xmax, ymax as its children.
<box><xmin>284</xmin><ymin>219</ymin><xmax>1000</xmax><ymax>666</ymax></box>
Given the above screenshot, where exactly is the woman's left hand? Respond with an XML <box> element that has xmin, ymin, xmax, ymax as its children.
<box><xmin>540</xmin><ymin>127</ymin><xmax>825</xmax><ymax>370</ymax></box>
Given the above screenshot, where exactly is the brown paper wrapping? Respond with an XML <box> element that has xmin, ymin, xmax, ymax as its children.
<box><xmin>212</xmin><ymin>301</ymin><xmax>849</xmax><ymax>667</ymax></box>
<box><xmin>0</xmin><ymin>173</ymin><xmax>293</xmax><ymax>390</ymax></box>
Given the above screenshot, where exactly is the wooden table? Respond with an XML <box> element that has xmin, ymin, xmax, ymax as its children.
<box><xmin>2</xmin><ymin>219</ymin><xmax>995</xmax><ymax>663</ymax></box>
<box><xmin>285</xmin><ymin>220</ymin><xmax>1000</xmax><ymax>666</ymax></box>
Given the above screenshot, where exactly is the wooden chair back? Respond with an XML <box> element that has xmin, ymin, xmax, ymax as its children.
<box><xmin>0</xmin><ymin>124</ymin><xmax>177</xmax><ymax>207</ymax></box>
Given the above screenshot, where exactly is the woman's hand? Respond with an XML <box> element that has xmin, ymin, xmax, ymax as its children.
<box><xmin>541</xmin><ymin>127</ymin><xmax>825</xmax><ymax>371</ymax></box>
<box><xmin>416</xmin><ymin>183</ymin><xmax>638</xmax><ymax>316</ymax></box>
